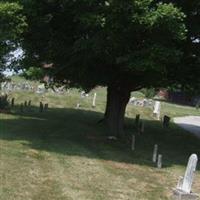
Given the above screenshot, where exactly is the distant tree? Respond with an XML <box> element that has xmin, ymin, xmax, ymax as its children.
<box><xmin>22</xmin><ymin>67</ymin><xmax>44</xmax><ymax>80</ymax></box>
<box><xmin>20</xmin><ymin>0</ymin><xmax>189</xmax><ymax>137</ymax></box>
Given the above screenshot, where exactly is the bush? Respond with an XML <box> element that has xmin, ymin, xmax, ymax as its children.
<box><xmin>0</xmin><ymin>94</ymin><xmax>9</xmax><ymax>109</ymax></box>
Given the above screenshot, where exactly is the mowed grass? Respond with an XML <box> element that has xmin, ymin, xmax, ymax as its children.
<box><xmin>0</xmin><ymin>85</ymin><xmax>200</xmax><ymax>200</ymax></box>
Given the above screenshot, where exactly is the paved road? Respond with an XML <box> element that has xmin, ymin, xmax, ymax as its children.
<box><xmin>174</xmin><ymin>116</ymin><xmax>200</xmax><ymax>138</ymax></box>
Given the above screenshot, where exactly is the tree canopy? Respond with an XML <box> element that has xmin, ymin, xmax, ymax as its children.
<box><xmin>7</xmin><ymin>0</ymin><xmax>200</xmax><ymax>136</ymax></box>
<box><xmin>0</xmin><ymin>2</ymin><xmax>26</xmax><ymax>78</ymax></box>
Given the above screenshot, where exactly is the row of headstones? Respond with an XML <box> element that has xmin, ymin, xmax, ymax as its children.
<box><xmin>10</xmin><ymin>98</ymin><xmax>48</xmax><ymax>113</ymax></box>
<box><xmin>135</xmin><ymin>114</ymin><xmax>170</xmax><ymax>134</ymax></box>
<box><xmin>1</xmin><ymin>82</ymin><xmax>34</xmax><ymax>92</ymax></box>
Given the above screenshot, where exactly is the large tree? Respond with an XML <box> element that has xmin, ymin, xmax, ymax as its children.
<box><xmin>0</xmin><ymin>1</ymin><xmax>26</xmax><ymax>78</ymax></box>
<box><xmin>20</xmin><ymin>0</ymin><xmax>190</xmax><ymax>137</ymax></box>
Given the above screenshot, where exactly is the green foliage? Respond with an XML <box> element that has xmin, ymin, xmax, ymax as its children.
<box><xmin>140</xmin><ymin>88</ymin><xmax>157</xmax><ymax>98</ymax></box>
<box><xmin>0</xmin><ymin>2</ymin><xmax>26</xmax><ymax>81</ymax></box>
<box><xmin>20</xmin><ymin>0</ymin><xmax>187</xmax><ymax>91</ymax></box>
<box><xmin>0</xmin><ymin>2</ymin><xmax>26</xmax><ymax>40</ymax></box>
<box><xmin>22</xmin><ymin>67</ymin><xmax>44</xmax><ymax>80</ymax></box>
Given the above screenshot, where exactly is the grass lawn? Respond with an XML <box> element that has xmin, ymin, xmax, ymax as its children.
<box><xmin>0</xmin><ymin>84</ymin><xmax>200</xmax><ymax>200</ymax></box>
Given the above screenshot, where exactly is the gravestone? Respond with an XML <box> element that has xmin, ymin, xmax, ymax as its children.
<box><xmin>138</xmin><ymin>121</ymin><xmax>144</xmax><ymax>134</ymax></box>
<box><xmin>163</xmin><ymin>115</ymin><xmax>171</xmax><ymax>128</ymax></box>
<box><xmin>76</xmin><ymin>103</ymin><xmax>80</xmax><ymax>109</ymax></box>
<box><xmin>173</xmin><ymin>154</ymin><xmax>199</xmax><ymax>200</ymax></box>
<box><xmin>24</xmin><ymin>101</ymin><xmax>27</xmax><ymax>107</ymax></box>
<box><xmin>153</xmin><ymin>101</ymin><xmax>161</xmax><ymax>120</ymax></box>
<box><xmin>131</xmin><ymin>135</ymin><xmax>135</xmax><ymax>151</ymax></box>
<box><xmin>152</xmin><ymin>144</ymin><xmax>158</xmax><ymax>163</ymax></box>
<box><xmin>157</xmin><ymin>154</ymin><xmax>162</xmax><ymax>169</ymax></box>
<box><xmin>39</xmin><ymin>102</ymin><xmax>44</xmax><ymax>112</ymax></box>
<box><xmin>28</xmin><ymin>100</ymin><xmax>31</xmax><ymax>107</ymax></box>
<box><xmin>44</xmin><ymin>103</ymin><xmax>48</xmax><ymax>111</ymax></box>
<box><xmin>135</xmin><ymin>114</ymin><xmax>140</xmax><ymax>128</ymax></box>
<box><xmin>11</xmin><ymin>98</ymin><xmax>15</xmax><ymax>107</ymax></box>
<box><xmin>92</xmin><ymin>93</ymin><xmax>97</xmax><ymax>108</ymax></box>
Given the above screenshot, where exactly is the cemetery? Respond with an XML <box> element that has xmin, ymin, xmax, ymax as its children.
<box><xmin>0</xmin><ymin>77</ymin><xmax>199</xmax><ymax>200</ymax></box>
<box><xmin>0</xmin><ymin>1</ymin><xmax>200</xmax><ymax>199</ymax></box>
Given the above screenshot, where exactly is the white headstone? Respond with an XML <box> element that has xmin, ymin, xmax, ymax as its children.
<box><xmin>177</xmin><ymin>154</ymin><xmax>198</xmax><ymax>194</ymax></box>
<box><xmin>92</xmin><ymin>93</ymin><xmax>97</xmax><ymax>107</ymax></box>
<box><xmin>153</xmin><ymin>101</ymin><xmax>161</xmax><ymax>120</ymax></box>
<box><xmin>152</xmin><ymin>144</ymin><xmax>158</xmax><ymax>163</ymax></box>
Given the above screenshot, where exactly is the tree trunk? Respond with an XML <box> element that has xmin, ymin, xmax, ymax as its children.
<box><xmin>104</xmin><ymin>85</ymin><xmax>131</xmax><ymax>138</ymax></box>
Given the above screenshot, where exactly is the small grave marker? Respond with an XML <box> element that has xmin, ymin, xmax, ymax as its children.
<box><xmin>92</xmin><ymin>93</ymin><xmax>97</xmax><ymax>108</ymax></box>
<box><xmin>138</xmin><ymin>121</ymin><xmax>144</xmax><ymax>134</ymax></box>
<box><xmin>39</xmin><ymin>102</ymin><xmax>44</xmax><ymax>112</ymax></box>
<box><xmin>28</xmin><ymin>100</ymin><xmax>31</xmax><ymax>107</ymax></box>
<box><xmin>131</xmin><ymin>135</ymin><xmax>135</xmax><ymax>151</ymax></box>
<box><xmin>44</xmin><ymin>103</ymin><xmax>48</xmax><ymax>111</ymax></box>
<box><xmin>11</xmin><ymin>98</ymin><xmax>15</xmax><ymax>107</ymax></box>
<box><xmin>157</xmin><ymin>154</ymin><xmax>162</xmax><ymax>169</ymax></box>
<box><xmin>135</xmin><ymin>114</ymin><xmax>140</xmax><ymax>128</ymax></box>
<box><xmin>152</xmin><ymin>144</ymin><xmax>158</xmax><ymax>163</ymax></box>
<box><xmin>163</xmin><ymin>115</ymin><xmax>170</xmax><ymax>128</ymax></box>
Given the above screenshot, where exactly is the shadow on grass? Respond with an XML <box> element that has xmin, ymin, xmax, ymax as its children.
<box><xmin>0</xmin><ymin>105</ymin><xmax>199</xmax><ymax>170</ymax></box>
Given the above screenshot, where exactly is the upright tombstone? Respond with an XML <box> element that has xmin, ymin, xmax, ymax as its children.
<box><xmin>173</xmin><ymin>154</ymin><xmax>199</xmax><ymax>200</ymax></box>
<box><xmin>163</xmin><ymin>115</ymin><xmax>171</xmax><ymax>128</ymax></box>
<box><xmin>131</xmin><ymin>135</ymin><xmax>135</xmax><ymax>151</ymax></box>
<box><xmin>44</xmin><ymin>103</ymin><xmax>48</xmax><ymax>111</ymax></box>
<box><xmin>153</xmin><ymin>101</ymin><xmax>161</xmax><ymax>120</ymax></box>
<box><xmin>39</xmin><ymin>102</ymin><xmax>44</xmax><ymax>113</ymax></box>
<box><xmin>11</xmin><ymin>98</ymin><xmax>15</xmax><ymax>107</ymax></box>
<box><xmin>92</xmin><ymin>93</ymin><xmax>97</xmax><ymax>108</ymax></box>
<box><xmin>28</xmin><ymin>100</ymin><xmax>31</xmax><ymax>107</ymax></box>
<box><xmin>157</xmin><ymin>154</ymin><xmax>162</xmax><ymax>169</ymax></box>
<box><xmin>24</xmin><ymin>101</ymin><xmax>27</xmax><ymax>107</ymax></box>
<box><xmin>76</xmin><ymin>103</ymin><xmax>80</xmax><ymax>109</ymax></box>
<box><xmin>152</xmin><ymin>144</ymin><xmax>158</xmax><ymax>163</ymax></box>
<box><xmin>135</xmin><ymin>114</ymin><xmax>140</xmax><ymax>128</ymax></box>
<box><xmin>138</xmin><ymin>121</ymin><xmax>144</xmax><ymax>134</ymax></box>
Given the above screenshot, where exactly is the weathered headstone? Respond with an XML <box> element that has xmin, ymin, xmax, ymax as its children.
<box><xmin>153</xmin><ymin>101</ymin><xmax>161</xmax><ymax>120</ymax></box>
<box><xmin>44</xmin><ymin>103</ymin><xmax>48</xmax><ymax>111</ymax></box>
<box><xmin>92</xmin><ymin>93</ymin><xmax>97</xmax><ymax>108</ymax></box>
<box><xmin>157</xmin><ymin>154</ymin><xmax>162</xmax><ymax>169</ymax></box>
<box><xmin>39</xmin><ymin>102</ymin><xmax>44</xmax><ymax>112</ymax></box>
<box><xmin>131</xmin><ymin>135</ymin><xmax>135</xmax><ymax>151</ymax></box>
<box><xmin>24</xmin><ymin>101</ymin><xmax>27</xmax><ymax>107</ymax></box>
<box><xmin>11</xmin><ymin>98</ymin><xmax>15</xmax><ymax>107</ymax></box>
<box><xmin>152</xmin><ymin>144</ymin><xmax>158</xmax><ymax>163</ymax></box>
<box><xmin>28</xmin><ymin>100</ymin><xmax>31</xmax><ymax>107</ymax></box>
<box><xmin>76</xmin><ymin>103</ymin><xmax>80</xmax><ymax>109</ymax></box>
<box><xmin>173</xmin><ymin>154</ymin><xmax>199</xmax><ymax>200</ymax></box>
<box><xmin>138</xmin><ymin>121</ymin><xmax>144</xmax><ymax>134</ymax></box>
<box><xmin>135</xmin><ymin>114</ymin><xmax>140</xmax><ymax>128</ymax></box>
<box><xmin>163</xmin><ymin>115</ymin><xmax>171</xmax><ymax>128</ymax></box>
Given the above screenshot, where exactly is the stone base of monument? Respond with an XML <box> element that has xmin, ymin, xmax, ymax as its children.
<box><xmin>172</xmin><ymin>189</ymin><xmax>199</xmax><ymax>200</ymax></box>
